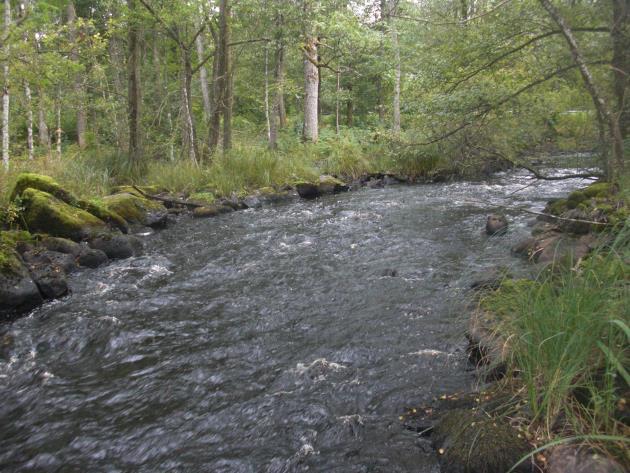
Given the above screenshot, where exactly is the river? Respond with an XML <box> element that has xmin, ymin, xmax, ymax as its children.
<box><xmin>0</xmin><ymin>169</ymin><xmax>589</xmax><ymax>472</ymax></box>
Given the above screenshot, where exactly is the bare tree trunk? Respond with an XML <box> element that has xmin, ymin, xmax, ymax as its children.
<box><xmin>391</xmin><ymin>21</ymin><xmax>401</xmax><ymax>133</ymax></box>
<box><xmin>540</xmin><ymin>0</ymin><xmax>624</xmax><ymax>177</ymax></box>
<box><xmin>37</xmin><ymin>88</ymin><xmax>50</xmax><ymax>152</ymax></box>
<box><xmin>128</xmin><ymin>0</ymin><xmax>142</xmax><ymax>166</ymax></box>
<box><xmin>336</xmin><ymin>71</ymin><xmax>340</xmax><ymax>135</ymax></box>
<box><xmin>67</xmin><ymin>2</ymin><xmax>87</xmax><ymax>149</ymax></box>
<box><xmin>182</xmin><ymin>52</ymin><xmax>199</xmax><ymax>162</ymax></box>
<box><xmin>25</xmin><ymin>82</ymin><xmax>33</xmax><ymax>160</ymax></box>
<box><xmin>612</xmin><ymin>0</ymin><xmax>629</xmax><ymax>140</ymax></box>
<box><xmin>55</xmin><ymin>96</ymin><xmax>62</xmax><ymax>159</ymax></box>
<box><xmin>2</xmin><ymin>0</ymin><xmax>10</xmax><ymax>169</ymax></box>
<box><xmin>195</xmin><ymin>25</ymin><xmax>212</xmax><ymax>120</ymax></box>
<box><xmin>222</xmin><ymin>0</ymin><xmax>232</xmax><ymax>151</ymax></box>
<box><xmin>347</xmin><ymin>83</ymin><xmax>354</xmax><ymax>127</ymax></box>
<box><xmin>265</xmin><ymin>44</ymin><xmax>271</xmax><ymax>142</ymax></box>
<box><xmin>303</xmin><ymin>35</ymin><xmax>318</xmax><ymax>142</ymax></box>
<box><xmin>273</xmin><ymin>13</ymin><xmax>287</xmax><ymax>129</ymax></box>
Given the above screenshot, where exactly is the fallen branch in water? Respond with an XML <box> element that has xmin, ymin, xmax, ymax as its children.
<box><xmin>132</xmin><ymin>185</ymin><xmax>204</xmax><ymax>209</ymax></box>
<box><xmin>517</xmin><ymin>162</ymin><xmax>603</xmax><ymax>181</ymax></box>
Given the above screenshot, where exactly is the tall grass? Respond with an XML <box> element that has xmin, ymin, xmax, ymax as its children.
<box><xmin>483</xmin><ymin>224</ymin><xmax>629</xmax><ymax>457</ymax></box>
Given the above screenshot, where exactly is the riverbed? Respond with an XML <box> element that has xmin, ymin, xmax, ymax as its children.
<box><xmin>0</xmin><ymin>170</ymin><xmax>589</xmax><ymax>472</ymax></box>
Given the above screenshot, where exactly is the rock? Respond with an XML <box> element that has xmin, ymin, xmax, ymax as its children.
<box><xmin>77</xmin><ymin>199</ymin><xmax>129</xmax><ymax>234</ymax></box>
<box><xmin>10</xmin><ymin>172</ymin><xmax>78</xmax><ymax>205</ymax></box>
<box><xmin>102</xmin><ymin>193</ymin><xmax>168</xmax><ymax>228</ymax></box>
<box><xmin>547</xmin><ymin>445</ymin><xmax>625</xmax><ymax>473</ymax></box>
<box><xmin>0</xmin><ymin>248</ymin><xmax>43</xmax><ymax>317</ymax></box>
<box><xmin>582</xmin><ymin>181</ymin><xmax>614</xmax><ymax>199</ymax></box>
<box><xmin>88</xmin><ymin>234</ymin><xmax>143</xmax><ymax>259</ymax></box>
<box><xmin>23</xmin><ymin>250</ymin><xmax>77</xmax><ymax>274</ymax></box>
<box><xmin>531</xmin><ymin>222</ymin><xmax>560</xmax><ymax>236</ymax></box>
<box><xmin>319</xmin><ymin>175</ymin><xmax>349</xmax><ymax>194</ymax></box>
<box><xmin>192</xmin><ymin>205</ymin><xmax>234</xmax><ymax>218</ymax></box>
<box><xmin>380</xmin><ymin>268</ymin><xmax>398</xmax><ymax>277</ymax></box>
<box><xmin>76</xmin><ymin>247</ymin><xmax>108</xmax><ymax>268</ymax></box>
<box><xmin>558</xmin><ymin>209</ymin><xmax>592</xmax><ymax>235</ymax></box>
<box><xmin>367</xmin><ymin>178</ymin><xmax>384</xmax><ymax>189</ymax></box>
<box><xmin>40</xmin><ymin>237</ymin><xmax>81</xmax><ymax>256</ymax></box>
<box><xmin>512</xmin><ymin>232</ymin><xmax>594</xmax><ymax>265</ymax></box>
<box><xmin>242</xmin><ymin>195</ymin><xmax>263</xmax><ymax>209</ymax></box>
<box><xmin>485</xmin><ymin>214</ymin><xmax>508</xmax><ymax>235</ymax></box>
<box><xmin>23</xmin><ymin>250</ymin><xmax>74</xmax><ymax>299</ymax></box>
<box><xmin>383</xmin><ymin>175</ymin><xmax>402</xmax><ymax>186</ymax></box>
<box><xmin>20</xmin><ymin>188</ymin><xmax>109</xmax><ymax>241</ymax></box>
<box><xmin>187</xmin><ymin>191</ymin><xmax>216</xmax><ymax>206</ymax></box>
<box><xmin>295</xmin><ymin>182</ymin><xmax>320</xmax><ymax>199</ymax></box>
<box><xmin>432</xmin><ymin>409</ymin><xmax>533</xmax><ymax>473</ymax></box>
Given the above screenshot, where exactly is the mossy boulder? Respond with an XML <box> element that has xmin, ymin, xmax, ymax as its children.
<box><xmin>110</xmin><ymin>185</ymin><xmax>165</xmax><ymax>198</ymax></box>
<box><xmin>544</xmin><ymin>198</ymin><xmax>568</xmax><ymax>216</ymax></box>
<box><xmin>432</xmin><ymin>409</ymin><xmax>532</xmax><ymax>473</ymax></box>
<box><xmin>318</xmin><ymin>175</ymin><xmax>350</xmax><ymax>194</ymax></box>
<box><xmin>102</xmin><ymin>192</ymin><xmax>168</xmax><ymax>228</ymax></box>
<box><xmin>20</xmin><ymin>189</ymin><xmax>108</xmax><ymax>241</ymax></box>
<box><xmin>77</xmin><ymin>199</ymin><xmax>129</xmax><ymax>234</ymax></box>
<box><xmin>188</xmin><ymin>192</ymin><xmax>216</xmax><ymax>205</ymax></box>
<box><xmin>566</xmin><ymin>190</ymin><xmax>587</xmax><ymax>209</ymax></box>
<box><xmin>192</xmin><ymin>204</ymin><xmax>234</xmax><ymax>218</ymax></box>
<box><xmin>0</xmin><ymin>236</ymin><xmax>43</xmax><ymax>317</ymax></box>
<box><xmin>10</xmin><ymin>173</ymin><xmax>78</xmax><ymax>205</ymax></box>
<box><xmin>583</xmin><ymin>182</ymin><xmax>614</xmax><ymax>199</ymax></box>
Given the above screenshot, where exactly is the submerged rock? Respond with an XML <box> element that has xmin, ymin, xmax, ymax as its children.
<box><xmin>485</xmin><ymin>214</ymin><xmax>508</xmax><ymax>236</ymax></box>
<box><xmin>295</xmin><ymin>182</ymin><xmax>320</xmax><ymax>199</ymax></box>
<box><xmin>547</xmin><ymin>445</ymin><xmax>625</xmax><ymax>473</ymax></box>
<box><xmin>296</xmin><ymin>175</ymin><xmax>349</xmax><ymax>199</ymax></box>
<box><xmin>102</xmin><ymin>193</ymin><xmax>168</xmax><ymax>228</ymax></box>
<box><xmin>20</xmin><ymin>188</ymin><xmax>109</xmax><ymax>241</ymax></box>
<box><xmin>192</xmin><ymin>205</ymin><xmax>234</xmax><ymax>218</ymax></box>
<box><xmin>432</xmin><ymin>409</ymin><xmax>532</xmax><ymax>473</ymax></box>
<box><xmin>88</xmin><ymin>234</ymin><xmax>143</xmax><ymax>259</ymax></box>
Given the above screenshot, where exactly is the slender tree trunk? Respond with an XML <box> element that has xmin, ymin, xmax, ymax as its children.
<box><xmin>612</xmin><ymin>0</ymin><xmax>630</xmax><ymax>140</ymax></box>
<box><xmin>67</xmin><ymin>2</ymin><xmax>87</xmax><ymax>149</ymax></box>
<box><xmin>37</xmin><ymin>88</ymin><xmax>50</xmax><ymax>152</ymax></box>
<box><xmin>221</xmin><ymin>0</ymin><xmax>232</xmax><ymax>151</ymax></box>
<box><xmin>265</xmin><ymin>44</ymin><xmax>271</xmax><ymax>142</ymax></box>
<box><xmin>55</xmin><ymin>95</ymin><xmax>62</xmax><ymax>159</ymax></box>
<box><xmin>273</xmin><ymin>14</ymin><xmax>287</xmax><ymax>129</ymax></box>
<box><xmin>347</xmin><ymin>83</ymin><xmax>354</xmax><ymax>127</ymax></box>
<box><xmin>540</xmin><ymin>0</ymin><xmax>624</xmax><ymax>177</ymax></box>
<box><xmin>195</xmin><ymin>25</ymin><xmax>212</xmax><ymax>120</ymax></box>
<box><xmin>391</xmin><ymin>21</ymin><xmax>401</xmax><ymax>133</ymax></box>
<box><xmin>336</xmin><ymin>71</ymin><xmax>340</xmax><ymax>135</ymax></box>
<box><xmin>303</xmin><ymin>35</ymin><xmax>318</xmax><ymax>142</ymax></box>
<box><xmin>2</xmin><ymin>0</ymin><xmax>10</xmax><ymax>169</ymax></box>
<box><xmin>25</xmin><ymin>82</ymin><xmax>33</xmax><ymax>160</ymax></box>
<box><xmin>182</xmin><ymin>52</ymin><xmax>199</xmax><ymax>162</ymax></box>
<box><xmin>127</xmin><ymin>0</ymin><xmax>142</xmax><ymax>166</ymax></box>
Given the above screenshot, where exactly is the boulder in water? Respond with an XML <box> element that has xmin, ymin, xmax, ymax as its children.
<box><xmin>0</xmin><ymin>245</ymin><xmax>43</xmax><ymax>318</ymax></box>
<box><xmin>192</xmin><ymin>204</ymin><xmax>234</xmax><ymax>218</ymax></box>
<box><xmin>102</xmin><ymin>192</ymin><xmax>168</xmax><ymax>228</ymax></box>
<box><xmin>485</xmin><ymin>214</ymin><xmax>508</xmax><ymax>235</ymax></box>
<box><xmin>76</xmin><ymin>247</ymin><xmax>108</xmax><ymax>268</ymax></box>
<box><xmin>546</xmin><ymin>445</ymin><xmax>625</xmax><ymax>473</ymax></box>
<box><xmin>88</xmin><ymin>234</ymin><xmax>143</xmax><ymax>259</ymax></box>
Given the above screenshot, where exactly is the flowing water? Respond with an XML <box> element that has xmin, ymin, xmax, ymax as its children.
<box><xmin>0</xmin><ymin>170</ymin><xmax>590</xmax><ymax>472</ymax></box>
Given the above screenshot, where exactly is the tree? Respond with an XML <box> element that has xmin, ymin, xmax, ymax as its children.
<box><xmin>127</xmin><ymin>0</ymin><xmax>142</xmax><ymax>165</ymax></box>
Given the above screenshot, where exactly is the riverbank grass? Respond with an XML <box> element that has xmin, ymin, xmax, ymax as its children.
<box><xmin>482</xmin><ymin>224</ymin><xmax>629</xmax><ymax>462</ymax></box>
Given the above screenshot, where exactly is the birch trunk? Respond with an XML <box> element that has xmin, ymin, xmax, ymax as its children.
<box><xmin>194</xmin><ymin>26</ymin><xmax>212</xmax><ymax>120</ymax></box>
<box><xmin>37</xmin><ymin>90</ymin><xmax>50</xmax><ymax>152</ymax></box>
<box><xmin>2</xmin><ymin>0</ymin><xmax>10</xmax><ymax>169</ymax></box>
<box><xmin>182</xmin><ymin>52</ymin><xmax>199</xmax><ymax>163</ymax></box>
<box><xmin>221</xmin><ymin>0</ymin><xmax>232</xmax><ymax>151</ymax></box>
<box><xmin>391</xmin><ymin>22</ymin><xmax>401</xmax><ymax>133</ymax></box>
<box><xmin>128</xmin><ymin>0</ymin><xmax>142</xmax><ymax>165</ymax></box>
<box><xmin>55</xmin><ymin>97</ymin><xmax>62</xmax><ymax>159</ymax></box>
<box><xmin>539</xmin><ymin>0</ymin><xmax>624</xmax><ymax>176</ymax></box>
<box><xmin>25</xmin><ymin>82</ymin><xmax>33</xmax><ymax>160</ymax></box>
<box><xmin>335</xmin><ymin>71</ymin><xmax>340</xmax><ymax>135</ymax></box>
<box><xmin>264</xmin><ymin>44</ymin><xmax>271</xmax><ymax>142</ymax></box>
<box><xmin>303</xmin><ymin>35</ymin><xmax>318</xmax><ymax>142</ymax></box>
<box><xmin>67</xmin><ymin>2</ymin><xmax>87</xmax><ymax>149</ymax></box>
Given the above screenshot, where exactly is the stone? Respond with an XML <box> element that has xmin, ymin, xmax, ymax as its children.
<box><xmin>295</xmin><ymin>182</ymin><xmax>320</xmax><ymax>199</ymax></box>
<box><xmin>88</xmin><ymin>234</ymin><xmax>143</xmax><ymax>259</ymax></box>
<box><xmin>23</xmin><ymin>250</ymin><xmax>74</xmax><ymax>299</ymax></box>
<box><xmin>0</xmin><ymin>248</ymin><xmax>43</xmax><ymax>317</ymax></box>
<box><xmin>10</xmin><ymin>172</ymin><xmax>78</xmax><ymax>205</ymax></box>
<box><xmin>558</xmin><ymin>209</ymin><xmax>592</xmax><ymax>235</ymax></box>
<box><xmin>192</xmin><ymin>205</ymin><xmax>234</xmax><ymax>218</ymax></box>
<box><xmin>485</xmin><ymin>214</ymin><xmax>508</xmax><ymax>235</ymax></box>
<box><xmin>318</xmin><ymin>175</ymin><xmax>349</xmax><ymax>194</ymax></box>
<box><xmin>380</xmin><ymin>268</ymin><xmax>398</xmax><ymax>277</ymax></box>
<box><xmin>432</xmin><ymin>409</ymin><xmax>533</xmax><ymax>473</ymax></box>
<box><xmin>547</xmin><ymin>446</ymin><xmax>625</xmax><ymax>473</ymax></box>
<box><xmin>102</xmin><ymin>193</ymin><xmax>168</xmax><ymax>228</ymax></box>
<box><xmin>77</xmin><ymin>199</ymin><xmax>129</xmax><ymax>234</ymax></box>
<box><xmin>40</xmin><ymin>237</ymin><xmax>81</xmax><ymax>256</ymax></box>
<box><xmin>20</xmin><ymin>188</ymin><xmax>108</xmax><ymax>241</ymax></box>
<box><xmin>76</xmin><ymin>247</ymin><xmax>108</xmax><ymax>268</ymax></box>
<box><xmin>23</xmin><ymin>250</ymin><xmax>77</xmax><ymax>274</ymax></box>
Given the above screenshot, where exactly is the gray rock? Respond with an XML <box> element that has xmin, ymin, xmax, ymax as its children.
<box><xmin>192</xmin><ymin>205</ymin><xmax>234</xmax><ymax>218</ymax></box>
<box><xmin>76</xmin><ymin>247</ymin><xmax>108</xmax><ymax>268</ymax></box>
<box><xmin>88</xmin><ymin>234</ymin><xmax>143</xmax><ymax>259</ymax></box>
<box><xmin>559</xmin><ymin>209</ymin><xmax>592</xmax><ymax>235</ymax></box>
<box><xmin>40</xmin><ymin>236</ymin><xmax>81</xmax><ymax>256</ymax></box>
<box><xmin>0</xmin><ymin>259</ymin><xmax>43</xmax><ymax>317</ymax></box>
<box><xmin>296</xmin><ymin>182</ymin><xmax>320</xmax><ymax>199</ymax></box>
<box><xmin>486</xmin><ymin>214</ymin><xmax>508</xmax><ymax>235</ymax></box>
<box><xmin>547</xmin><ymin>446</ymin><xmax>625</xmax><ymax>473</ymax></box>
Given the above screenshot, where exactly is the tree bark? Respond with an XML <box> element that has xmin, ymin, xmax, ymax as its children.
<box><xmin>25</xmin><ymin>82</ymin><xmax>33</xmax><ymax>160</ymax></box>
<box><xmin>37</xmin><ymin>88</ymin><xmax>50</xmax><ymax>152</ymax></box>
<box><xmin>2</xmin><ymin>0</ymin><xmax>10</xmax><ymax>169</ymax></box>
<box><xmin>303</xmin><ymin>35</ymin><xmax>319</xmax><ymax>142</ymax></box>
<box><xmin>127</xmin><ymin>0</ymin><xmax>142</xmax><ymax>166</ymax></box>
<box><xmin>222</xmin><ymin>0</ymin><xmax>232</xmax><ymax>151</ymax></box>
<box><xmin>335</xmin><ymin>71</ymin><xmax>340</xmax><ymax>135</ymax></box>
<box><xmin>612</xmin><ymin>0</ymin><xmax>630</xmax><ymax>140</ymax></box>
<box><xmin>391</xmin><ymin>20</ymin><xmax>401</xmax><ymax>133</ymax></box>
<box><xmin>182</xmin><ymin>50</ymin><xmax>199</xmax><ymax>162</ymax></box>
<box><xmin>346</xmin><ymin>83</ymin><xmax>354</xmax><ymax>127</ymax></box>
<box><xmin>195</xmin><ymin>25</ymin><xmax>212</xmax><ymax>120</ymax></box>
<box><xmin>265</xmin><ymin>44</ymin><xmax>271</xmax><ymax>142</ymax></box>
<box><xmin>67</xmin><ymin>2</ymin><xmax>87</xmax><ymax>149</ymax></box>
<box><xmin>55</xmin><ymin>95</ymin><xmax>62</xmax><ymax>159</ymax></box>
<box><xmin>539</xmin><ymin>0</ymin><xmax>624</xmax><ymax>177</ymax></box>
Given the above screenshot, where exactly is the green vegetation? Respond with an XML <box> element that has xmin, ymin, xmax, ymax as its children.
<box><xmin>481</xmin><ymin>224</ymin><xmax>629</xmax><ymax>462</ymax></box>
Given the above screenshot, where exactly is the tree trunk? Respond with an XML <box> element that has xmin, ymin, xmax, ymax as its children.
<box><xmin>222</xmin><ymin>0</ymin><xmax>232</xmax><ymax>151</ymax></box>
<box><xmin>2</xmin><ymin>0</ymin><xmax>10</xmax><ymax>169</ymax></box>
<box><xmin>273</xmin><ymin>15</ymin><xmax>287</xmax><ymax>129</ymax></box>
<box><xmin>539</xmin><ymin>0</ymin><xmax>624</xmax><ymax>177</ymax></box>
<box><xmin>182</xmin><ymin>52</ymin><xmax>199</xmax><ymax>162</ymax></box>
<box><xmin>265</xmin><ymin>43</ymin><xmax>271</xmax><ymax>142</ymax></box>
<box><xmin>195</xmin><ymin>25</ymin><xmax>212</xmax><ymax>120</ymax></box>
<box><xmin>25</xmin><ymin>82</ymin><xmax>33</xmax><ymax>160</ymax></box>
<box><xmin>335</xmin><ymin>71</ymin><xmax>340</xmax><ymax>135</ymax></box>
<box><xmin>127</xmin><ymin>0</ymin><xmax>142</xmax><ymax>166</ymax></box>
<box><xmin>346</xmin><ymin>83</ymin><xmax>354</xmax><ymax>127</ymax></box>
<box><xmin>55</xmin><ymin>96</ymin><xmax>62</xmax><ymax>159</ymax></box>
<box><xmin>391</xmin><ymin>20</ymin><xmax>401</xmax><ymax>133</ymax></box>
<box><xmin>303</xmin><ymin>35</ymin><xmax>318</xmax><ymax>142</ymax></box>
<box><xmin>611</xmin><ymin>0</ymin><xmax>629</xmax><ymax>140</ymax></box>
<box><xmin>37</xmin><ymin>88</ymin><xmax>50</xmax><ymax>152</ymax></box>
<box><xmin>67</xmin><ymin>2</ymin><xmax>87</xmax><ymax>149</ymax></box>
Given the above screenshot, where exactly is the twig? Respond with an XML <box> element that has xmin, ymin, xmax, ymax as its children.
<box><xmin>518</xmin><ymin>208</ymin><xmax>609</xmax><ymax>226</ymax></box>
<box><xmin>132</xmin><ymin>185</ymin><xmax>204</xmax><ymax>209</ymax></box>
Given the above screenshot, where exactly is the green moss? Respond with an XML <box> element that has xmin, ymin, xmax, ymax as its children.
<box><xmin>10</xmin><ymin>173</ymin><xmax>79</xmax><ymax>205</ymax></box>
<box><xmin>0</xmin><ymin>230</ymin><xmax>35</xmax><ymax>275</ymax></box>
<box><xmin>20</xmin><ymin>188</ymin><xmax>107</xmax><ymax>241</ymax></box>
<box><xmin>102</xmin><ymin>192</ymin><xmax>165</xmax><ymax>225</ymax></box>
<box><xmin>319</xmin><ymin>175</ymin><xmax>347</xmax><ymax>186</ymax></box>
<box><xmin>110</xmin><ymin>185</ymin><xmax>164</xmax><ymax>197</ymax></box>
<box><xmin>480</xmin><ymin>278</ymin><xmax>539</xmax><ymax>319</ymax></box>
<box><xmin>546</xmin><ymin>198</ymin><xmax>567</xmax><ymax>216</ymax></box>
<box><xmin>77</xmin><ymin>199</ymin><xmax>129</xmax><ymax>233</ymax></box>
<box><xmin>566</xmin><ymin>190</ymin><xmax>586</xmax><ymax>209</ymax></box>
<box><xmin>583</xmin><ymin>182</ymin><xmax>614</xmax><ymax>199</ymax></box>
<box><xmin>188</xmin><ymin>192</ymin><xmax>216</xmax><ymax>205</ymax></box>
